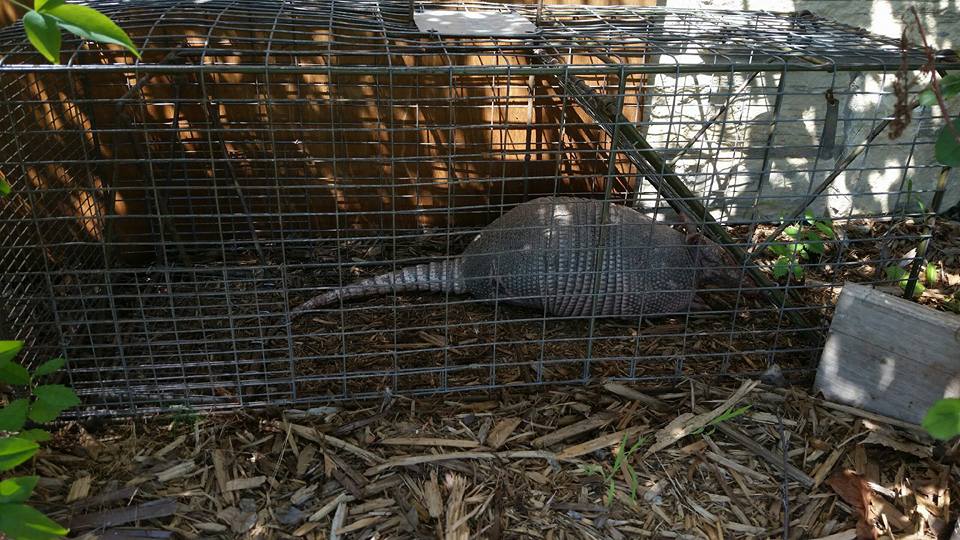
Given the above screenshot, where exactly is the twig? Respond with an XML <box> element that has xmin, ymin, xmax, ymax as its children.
<box><xmin>712</xmin><ymin>416</ymin><xmax>815</xmax><ymax>489</ymax></box>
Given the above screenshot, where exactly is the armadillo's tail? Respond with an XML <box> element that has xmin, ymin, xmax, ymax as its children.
<box><xmin>289</xmin><ymin>258</ymin><xmax>465</xmax><ymax>319</ymax></box>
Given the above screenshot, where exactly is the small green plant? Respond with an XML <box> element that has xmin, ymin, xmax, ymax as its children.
<box><xmin>884</xmin><ymin>261</ymin><xmax>937</xmax><ymax>298</ymax></box>
<box><xmin>169</xmin><ymin>405</ymin><xmax>199</xmax><ymax>426</ymax></box>
<box><xmin>922</xmin><ymin>398</ymin><xmax>960</xmax><ymax>440</ymax></box>
<box><xmin>0</xmin><ymin>340</ymin><xmax>80</xmax><ymax>540</ymax></box>
<box><xmin>768</xmin><ymin>211</ymin><xmax>836</xmax><ymax>280</ymax></box>
<box><xmin>6</xmin><ymin>0</ymin><xmax>140</xmax><ymax>64</ymax></box>
<box><xmin>580</xmin><ymin>434</ymin><xmax>646</xmax><ymax>506</ymax></box>
<box><xmin>691</xmin><ymin>404</ymin><xmax>752</xmax><ymax>436</ymax></box>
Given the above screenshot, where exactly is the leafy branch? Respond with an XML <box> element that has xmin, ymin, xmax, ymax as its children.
<box><xmin>5</xmin><ymin>0</ymin><xmax>140</xmax><ymax>64</ymax></box>
<box><xmin>0</xmin><ymin>341</ymin><xmax>80</xmax><ymax>540</ymax></box>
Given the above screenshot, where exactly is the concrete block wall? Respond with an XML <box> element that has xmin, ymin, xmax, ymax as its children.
<box><xmin>645</xmin><ymin>0</ymin><xmax>958</xmax><ymax>222</ymax></box>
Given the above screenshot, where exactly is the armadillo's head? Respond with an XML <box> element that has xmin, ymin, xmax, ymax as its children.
<box><xmin>684</xmin><ymin>232</ymin><xmax>757</xmax><ymax>291</ymax></box>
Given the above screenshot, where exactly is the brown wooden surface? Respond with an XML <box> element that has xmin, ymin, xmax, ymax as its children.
<box><xmin>814</xmin><ymin>283</ymin><xmax>960</xmax><ymax>425</ymax></box>
<box><xmin>0</xmin><ymin>1</ymin><xmax>655</xmax><ymax>266</ymax></box>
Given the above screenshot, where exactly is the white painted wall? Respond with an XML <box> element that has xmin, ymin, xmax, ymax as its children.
<box><xmin>645</xmin><ymin>0</ymin><xmax>959</xmax><ymax>222</ymax></box>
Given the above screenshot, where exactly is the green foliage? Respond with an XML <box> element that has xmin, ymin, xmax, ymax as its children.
<box><xmin>0</xmin><ymin>341</ymin><xmax>75</xmax><ymax>540</ymax></box>
<box><xmin>769</xmin><ymin>211</ymin><xmax>836</xmax><ymax>280</ymax></box>
<box><xmin>22</xmin><ymin>10</ymin><xmax>60</xmax><ymax>64</ymax></box>
<box><xmin>32</xmin><ymin>358</ymin><xmax>65</xmax><ymax>378</ymax></box>
<box><xmin>0</xmin><ymin>476</ymin><xmax>38</xmax><ymax>504</ymax></box>
<box><xmin>0</xmin><ymin>341</ymin><xmax>24</xmax><ymax>364</ymax></box>
<box><xmin>17</xmin><ymin>429</ymin><xmax>52</xmax><ymax>443</ymax></box>
<box><xmin>924</xmin><ymin>262</ymin><xmax>938</xmax><ymax>287</ymax></box>
<box><xmin>885</xmin><ymin>265</ymin><xmax>925</xmax><ymax>297</ymax></box>
<box><xmin>922</xmin><ymin>398</ymin><xmax>960</xmax><ymax>440</ymax></box>
<box><xmin>934</xmin><ymin>117</ymin><xmax>960</xmax><ymax>167</ymax></box>
<box><xmin>918</xmin><ymin>73</ymin><xmax>960</xmax><ymax>106</ymax></box>
<box><xmin>0</xmin><ymin>399</ymin><xmax>30</xmax><ymax>431</ymax></box>
<box><xmin>917</xmin><ymin>74</ymin><xmax>960</xmax><ymax>167</ymax></box>
<box><xmin>0</xmin><ymin>437</ymin><xmax>38</xmax><ymax>471</ymax></box>
<box><xmin>28</xmin><ymin>385</ymin><xmax>80</xmax><ymax>424</ymax></box>
<box><xmin>581</xmin><ymin>434</ymin><xmax>646</xmax><ymax>506</ymax></box>
<box><xmin>0</xmin><ymin>174</ymin><xmax>10</xmax><ymax>197</ymax></box>
<box><xmin>0</xmin><ymin>504</ymin><xmax>69</xmax><ymax>540</ymax></box>
<box><xmin>0</xmin><ymin>361</ymin><xmax>31</xmax><ymax>385</ymax></box>
<box><xmin>169</xmin><ymin>405</ymin><xmax>199</xmax><ymax>426</ymax></box>
<box><xmin>691</xmin><ymin>405</ymin><xmax>752</xmax><ymax>436</ymax></box>
<box><xmin>12</xmin><ymin>0</ymin><xmax>141</xmax><ymax>64</ymax></box>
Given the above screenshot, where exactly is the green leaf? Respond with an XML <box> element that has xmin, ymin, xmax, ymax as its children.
<box><xmin>784</xmin><ymin>225</ymin><xmax>800</xmax><ymax>238</ymax></box>
<box><xmin>34</xmin><ymin>0</ymin><xmax>65</xmax><ymax>11</ymax></box>
<box><xmin>814</xmin><ymin>221</ymin><xmax>835</xmax><ymax>239</ymax></box>
<box><xmin>0</xmin><ymin>362</ymin><xmax>31</xmax><ymax>386</ymax></box>
<box><xmin>32</xmin><ymin>358</ymin><xmax>65</xmax><ymax>378</ymax></box>
<box><xmin>773</xmin><ymin>256</ymin><xmax>790</xmax><ymax>278</ymax></box>
<box><xmin>42</xmin><ymin>4</ymin><xmax>141</xmax><ymax>59</ymax></box>
<box><xmin>887</xmin><ymin>265</ymin><xmax>926</xmax><ymax>297</ymax></box>
<box><xmin>0</xmin><ymin>399</ymin><xmax>30</xmax><ymax>432</ymax></box>
<box><xmin>22</xmin><ymin>10</ymin><xmax>61</xmax><ymax>64</ymax></box>
<box><xmin>768</xmin><ymin>244</ymin><xmax>791</xmax><ymax>257</ymax></box>
<box><xmin>804</xmin><ymin>231</ymin><xmax>825</xmax><ymax>254</ymax></box>
<box><xmin>942</xmin><ymin>74</ymin><xmax>960</xmax><ymax>98</ymax></box>
<box><xmin>803</xmin><ymin>209</ymin><xmax>815</xmax><ymax>222</ymax></box>
<box><xmin>0</xmin><ymin>176</ymin><xmax>10</xmax><ymax>197</ymax></box>
<box><xmin>0</xmin><ymin>341</ymin><xmax>23</xmax><ymax>365</ymax></box>
<box><xmin>921</xmin><ymin>74</ymin><xmax>960</xmax><ymax>106</ymax></box>
<box><xmin>0</xmin><ymin>503</ymin><xmax>69</xmax><ymax>540</ymax></box>
<box><xmin>605</xmin><ymin>478</ymin><xmax>616</xmax><ymax>505</ymax></box>
<box><xmin>925</xmin><ymin>263</ymin><xmax>938</xmax><ymax>287</ymax></box>
<box><xmin>792</xmin><ymin>263</ymin><xmax>804</xmax><ymax>279</ymax></box>
<box><xmin>923</xmin><ymin>398</ymin><xmax>960</xmax><ymax>440</ymax></box>
<box><xmin>935</xmin><ymin>118</ymin><xmax>960</xmax><ymax>167</ymax></box>
<box><xmin>28</xmin><ymin>385</ymin><xmax>80</xmax><ymax>423</ymax></box>
<box><xmin>0</xmin><ymin>437</ymin><xmax>39</xmax><ymax>471</ymax></box>
<box><xmin>885</xmin><ymin>265</ymin><xmax>908</xmax><ymax>282</ymax></box>
<box><xmin>627</xmin><ymin>464</ymin><xmax>639</xmax><ymax>500</ymax></box>
<box><xmin>17</xmin><ymin>430</ymin><xmax>51</xmax><ymax>443</ymax></box>
<box><xmin>0</xmin><ymin>476</ymin><xmax>38</xmax><ymax>504</ymax></box>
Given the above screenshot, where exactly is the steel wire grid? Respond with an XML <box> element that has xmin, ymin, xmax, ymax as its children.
<box><xmin>0</xmin><ymin>0</ymin><xmax>951</xmax><ymax>416</ymax></box>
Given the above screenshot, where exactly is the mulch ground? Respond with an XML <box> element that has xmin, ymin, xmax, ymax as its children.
<box><xmin>22</xmin><ymin>378</ymin><xmax>960</xmax><ymax>540</ymax></box>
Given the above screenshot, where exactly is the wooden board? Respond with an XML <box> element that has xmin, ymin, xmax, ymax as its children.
<box><xmin>814</xmin><ymin>282</ymin><xmax>960</xmax><ymax>425</ymax></box>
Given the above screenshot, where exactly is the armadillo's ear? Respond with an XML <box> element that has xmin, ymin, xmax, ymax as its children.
<box><xmin>684</xmin><ymin>231</ymin><xmax>706</xmax><ymax>247</ymax></box>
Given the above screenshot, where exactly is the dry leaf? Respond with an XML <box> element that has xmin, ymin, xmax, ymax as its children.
<box><xmin>826</xmin><ymin>469</ymin><xmax>878</xmax><ymax>540</ymax></box>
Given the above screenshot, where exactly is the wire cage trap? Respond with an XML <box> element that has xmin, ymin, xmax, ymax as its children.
<box><xmin>0</xmin><ymin>0</ymin><xmax>954</xmax><ymax>416</ymax></box>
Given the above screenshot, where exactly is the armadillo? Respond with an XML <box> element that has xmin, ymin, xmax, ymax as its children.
<box><xmin>289</xmin><ymin>196</ymin><xmax>748</xmax><ymax>319</ymax></box>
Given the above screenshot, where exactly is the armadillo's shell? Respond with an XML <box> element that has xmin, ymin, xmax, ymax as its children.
<box><xmin>460</xmin><ymin>196</ymin><xmax>697</xmax><ymax>317</ymax></box>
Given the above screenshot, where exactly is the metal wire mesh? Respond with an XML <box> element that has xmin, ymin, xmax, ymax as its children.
<box><xmin>0</xmin><ymin>0</ymin><xmax>951</xmax><ymax>416</ymax></box>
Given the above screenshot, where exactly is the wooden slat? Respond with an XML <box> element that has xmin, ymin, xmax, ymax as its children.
<box><xmin>814</xmin><ymin>283</ymin><xmax>960</xmax><ymax>425</ymax></box>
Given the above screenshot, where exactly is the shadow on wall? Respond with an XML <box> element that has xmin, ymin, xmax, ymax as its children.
<box><xmin>644</xmin><ymin>0</ymin><xmax>958</xmax><ymax>224</ymax></box>
<box><xmin>0</xmin><ymin>3</ymin><xmax>659</xmax><ymax>273</ymax></box>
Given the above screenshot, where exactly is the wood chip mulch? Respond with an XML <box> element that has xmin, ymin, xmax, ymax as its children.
<box><xmin>23</xmin><ymin>379</ymin><xmax>960</xmax><ymax>540</ymax></box>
